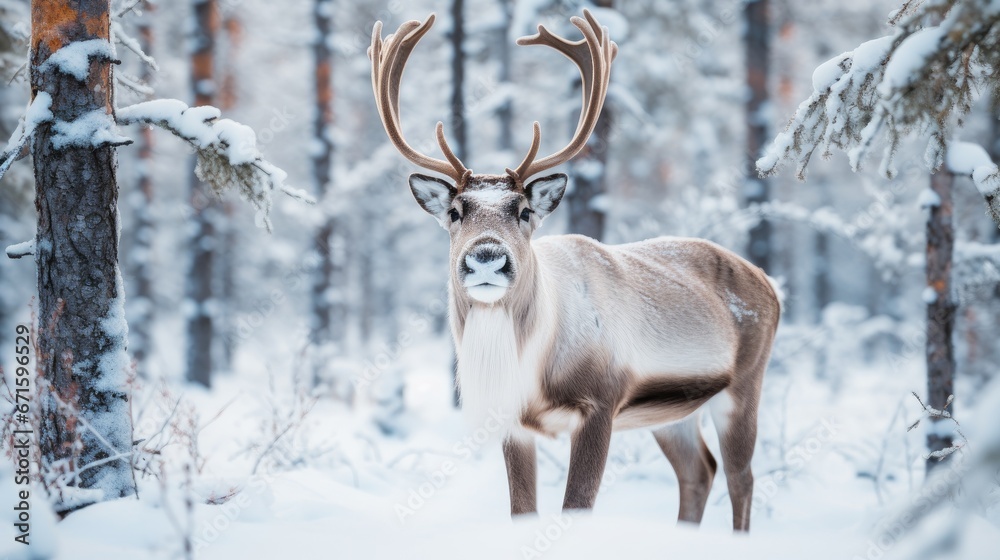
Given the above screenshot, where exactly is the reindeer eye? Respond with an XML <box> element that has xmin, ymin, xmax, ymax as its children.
<box><xmin>449</xmin><ymin>209</ymin><xmax>461</xmax><ymax>223</ymax></box>
<box><xmin>520</xmin><ymin>208</ymin><xmax>533</xmax><ymax>222</ymax></box>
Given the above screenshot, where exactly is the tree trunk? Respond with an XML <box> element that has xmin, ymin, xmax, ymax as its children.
<box><xmin>310</xmin><ymin>0</ymin><xmax>341</xmax><ymax>386</ymax></box>
<box><xmin>449</xmin><ymin>0</ymin><xmax>467</xmax><ymax>407</ymax></box>
<box><xmin>31</xmin><ymin>0</ymin><xmax>137</xmax><ymax>509</ymax></box>
<box><xmin>744</xmin><ymin>0</ymin><xmax>772</xmax><ymax>272</ymax></box>
<box><xmin>496</xmin><ymin>0</ymin><xmax>513</xmax><ymax>152</ymax></box>
<box><xmin>185</xmin><ymin>0</ymin><xmax>219</xmax><ymax>387</ymax></box>
<box><xmin>217</xmin><ymin>14</ymin><xmax>240</xmax><ymax>374</ymax></box>
<box><xmin>129</xmin><ymin>0</ymin><xmax>155</xmax><ymax>379</ymax></box>
<box><xmin>566</xmin><ymin>0</ymin><xmax>612</xmax><ymax>241</ymax></box>
<box><xmin>925</xmin><ymin>169</ymin><xmax>956</xmax><ymax>473</ymax></box>
<box><xmin>450</xmin><ymin>0</ymin><xmax>468</xmax><ymax>163</ymax></box>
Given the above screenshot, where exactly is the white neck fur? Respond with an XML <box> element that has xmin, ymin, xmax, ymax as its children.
<box><xmin>457</xmin><ymin>304</ymin><xmax>523</xmax><ymax>434</ymax></box>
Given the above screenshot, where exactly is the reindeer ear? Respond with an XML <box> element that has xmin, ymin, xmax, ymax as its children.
<box><xmin>525</xmin><ymin>173</ymin><xmax>567</xmax><ymax>218</ymax></box>
<box><xmin>409</xmin><ymin>173</ymin><xmax>457</xmax><ymax>221</ymax></box>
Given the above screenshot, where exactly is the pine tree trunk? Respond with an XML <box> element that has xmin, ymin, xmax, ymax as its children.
<box><xmin>449</xmin><ymin>0</ymin><xmax>467</xmax><ymax>408</ymax></box>
<box><xmin>744</xmin><ymin>0</ymin><xmax>772</xmax><ymax>272</ymax></box>
<box><xmin>217</xmin><ymin>14</ymin><xmax>240</xmax><ymax>374</ymax></box>
<box><xmin>130</xmin><ymin>1</ymin><xmax>155</xmax><ymax>379</ymax></box>
<box><xmin>566</xmin><ymin>0</ymin><xmax>612</xmax><ymax>241</ymax></box>
<box><xmin>31</xmin><ymin>0</ymin><xmax>137</xmax><ymax>508</ymax></box>
<box><xmin>310</xmin><ymin>0</ymin><xmax>340</xmax><ymax>386</ymax></box>
<box><xmin>450</xmin><ymin>0</ymin><xmax>467</xmax><ymax>163</ymax></box>
<box><xmin>186</xmin><ymin>0</ymin><xmax>218</xmax><ymax>387</ymax></box>
<box><xmin>496</xmin><ymin>0</ymin><xmax>513</xmax><ymax>152</ymax></box>
<box><xmin>925</xmin><ymin>169</ymin><xmax>956</xmax><ymax>472</ymax></box>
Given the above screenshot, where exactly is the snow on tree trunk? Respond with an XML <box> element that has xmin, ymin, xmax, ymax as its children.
<box><xmin>128</xmin><ymin>0</ymin><xmax>155</xmax><ymax>379</ymax></box>
<box><xmin>744</xmin><ymin>0</ymin><xmax>772</xmax><ymax>272</ymax></box>
<box><xmin>925</xmin><ymin>169</ymin><xmax>956</xmax><ymax>473</ymax></box>
<box><xmin>30</xmin><ymin>0</ymin><xmax>137</xmax><ymax>509</ymax></box>
<box><xmin>185</xmin><ymin>0</ymin><xmax>219</xmax><ymax>388</ymax></box>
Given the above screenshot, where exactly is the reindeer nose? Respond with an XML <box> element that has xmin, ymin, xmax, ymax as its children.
<box><xmin>466</xmin><ymin>245</ymin><xmax>507</xmax><ymax>272</ymax></box>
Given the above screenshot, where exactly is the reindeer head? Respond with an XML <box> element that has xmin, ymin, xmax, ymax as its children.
<box><xmin>369</xmin><ymin>10</ymin><xmax>616</xmax><ymax>305</ymax></box>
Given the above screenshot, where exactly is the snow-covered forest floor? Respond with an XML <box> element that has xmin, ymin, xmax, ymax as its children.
<box><xmin>4</xmin><ymin>324</ymin><xmax>998</xmax><ymax>559</ymax></box>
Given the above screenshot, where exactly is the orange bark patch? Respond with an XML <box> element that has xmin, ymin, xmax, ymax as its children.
<box><xmin>32</xmin><ymin>1</ymin><xmax>109</xmax><ymax>56</ymax></box>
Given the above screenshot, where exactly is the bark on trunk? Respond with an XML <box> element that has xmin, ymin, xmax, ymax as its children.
<box><xmin>185</xmin><ymin>0</ymin><xmax>219</xmax><ymax>387</ymax></box>
<box><xmin>129</xmin><ymin>1</ymin><xmax>155</xmax><ymax>378</ymax></box>
<box><xmin>566</xmin><ymin>0</ymin><xmax>613</xmax><ymax>242</ymax></box>
<box><xmin>925</xmin><ymin>169</ymin><xmax>956</xmax><ymax>473</ymax></box>
<box><xmin>31</xmin><ymin>0</ymin><xmax>137</xmax><ymax>508</ymax></box>
<box><xmin>745</xmin><ymin>0</ymin><xmax>772</xmax><ymax>272</ymax></box>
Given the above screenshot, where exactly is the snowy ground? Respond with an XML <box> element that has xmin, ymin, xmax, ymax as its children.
<box><xmin>3</xmin><ymin>329</ymin><xmax>999</xmax><ymax>560</ymax></box>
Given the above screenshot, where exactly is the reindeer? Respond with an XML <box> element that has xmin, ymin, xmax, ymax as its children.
<box><xmin>369</xmin><ymin>10</ymin><xmax>780</xmax><ymax>531</ymax></box>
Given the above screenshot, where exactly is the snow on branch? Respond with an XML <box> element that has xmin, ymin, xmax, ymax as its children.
<box><xmin>759</xmin><ymin>0</ymin><xmax>1000</xmax><ymax>228</ymax></box>
<box><xmin>38</xmin><ymin>38</ymin><xmax>119</xmax><ymax>80</ymax></box>
<box><xmin>908</xmin><ymin>391</ymin><xmax>968</xmax><ymax>461</ymax></box>
<box><xmin>946</xmin><ymin>141</ymin><xmax>1000</xmax><ymax>225</ymax></box>
<box><xmin>5</xmin><ymin>237</ymin><xmax>34</xmax><ymax>259</ymax></box>
<box><xmin>117</xmin><ymin>99</ymin><xmax>314</xmax><ymax>232</ymax></box>
<box><xmin>0</xmin><ymin>92</ymin><xmax>53</xmax><ymax>181</ymax></box>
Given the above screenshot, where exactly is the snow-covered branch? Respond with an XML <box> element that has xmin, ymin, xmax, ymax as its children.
<box><xmin>0</xmin><ymin>92</ymin><xmax>53</xmax><ymax>181</ymax></box>
<box><xmin>759</xmin><ymin>0</ymin><xmax>1000</xmax><ymax>228</ymax></box>
<box><xmin>117</xmin><ymin>100</ymin><xmax>314</xmax><ymax>232</ymax></box>
<box><xmin>946</xmin><ymin>141</ymin><xmax>1000</xmax><ymax>226</ymax></box>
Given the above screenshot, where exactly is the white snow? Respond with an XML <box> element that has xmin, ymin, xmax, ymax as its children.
<box><xmin>917</xmin><ymin>188</ymin><xmax>941</xmax><ymax>209</ymax></box>
<box><xmin>811</xmin><ymin>52</ymin><xmax>849</xmax><ymax>92</ymax></box>
<box><xmin>0</xmin><ymin>93</ymin><xmax>53</xmax><ymax>179</ymax></box>
<box><xmin>117</xmin><ymin>99</ymin><xmax>313</xmax><ymax>232</ymax></box>
<box><xmin>38</xmin><ymin>39</ymin><xmax>117</xmax><ymax>81</ymax></box>
<box><xmin>4</xmin><ymin>237</ymin><xmax>34</xmax><ymax>259</ymax></box>
<box><xmin>879</xmin><ymin>26</ymin><xmax>946</xmax><ymax>97</ymax></box>
<box><xmin>465</xmin><ymin>187</ymin><xmax>512</xmax><ymax>205</ymax></box>
<box><xmin>921</xmin><ymin>286</ymin><xmax>938</xmax><ymax>304</ymax></box>
<box><xmin>946</xmin><ymin>141</ymin><xmax>994</xmax><ymax>175</ymax></box>
<box><xmin>725</xmin><ymin>289</ymin><xmax>759</xmax><ymax>323</ymax></box>
<box><xmin>51</xmin><ymin>109</ymin><xmax>131</xmax><ymax>150</ymax></box>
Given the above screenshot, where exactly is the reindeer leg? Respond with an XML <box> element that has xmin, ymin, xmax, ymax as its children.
<box><xmin>652</xmin><ymin>414</ymin><xmax>717</xmax><ymax>524</ymax></box>
<box><xmin>562</xmin><ymin>408</ymin><xmax>613</xmax><ymax>511</ymax></box>
<box><xmin>710</xmin><ymin>388</ymin><xmax>759</xmax><ymax>532</ymax></box>
<box><xmin>503</xmin><ymin>436</ymin><xmax>537</xmax><ymax>516</ymax></box>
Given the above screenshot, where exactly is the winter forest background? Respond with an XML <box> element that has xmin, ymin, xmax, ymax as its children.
<box><xmin>1</xmin><ymin>0</ymin><xmax>1000</xmax><ymax>558</ymax></box>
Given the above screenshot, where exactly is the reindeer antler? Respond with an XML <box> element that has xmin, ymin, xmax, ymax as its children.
<box><xmin>369</xmin><ymin>15</ymin><xmax>471</xmax><ymax>185</ymax></box>
<box><xmin>507</xmin><ymin>9</ymin><xmax>617</xmax><ymax>185</ymax></box>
